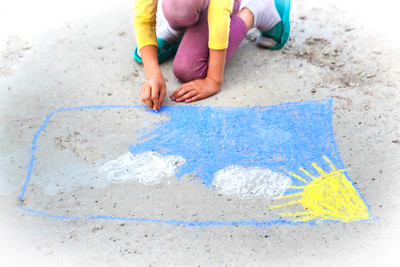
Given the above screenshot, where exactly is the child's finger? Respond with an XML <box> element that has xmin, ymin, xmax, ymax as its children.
<box><xmin>151</xmin><ymin>84</ymin><xmax>163</xmax><ymax>110</ymax></box>
<box><xmin>152</xmin><ymin>98</ymin><xmax>159</xmax><ymax>110</ymax></box>
<box><xmin>158</xmin><ymin>88</ymin><xmax>166</xmax><ymax>108</ymax></box>
<box><xmin>176</xmin><ymin>90</ymin><xmax>197</xmax><ymax>102</ymax></box>
<box><xmin>170</xmin><ymin>89</ymin><xmax>178</xmax><ymax>100</ymax></box>
<box><xmin>151</xmin><ymin>94</ymin><xmax>158</xmax><ymax>110</ymax></box>
<box><xmin>170</xmin><ymin>84</ymin><xmax>186</xmax><ymax>99</ymax></box>
<box><xmin>185</xmin><ymin>94</ymin><xmax>200</xmax><ymax>103</ymax></box>
<box><xmin>141</xmin><ymin>84</ymin><xmax>153</xmax><ymax>108</ymax></box>
<box><xmin>172</xmin><ymin>85</ymin><xmax>192</xmax><ymax>100</ymax></box>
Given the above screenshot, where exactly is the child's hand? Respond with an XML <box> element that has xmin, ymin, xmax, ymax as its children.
<box><xmin>139</xmin><ymin>45</ymin><xmax>166</xmax><ymax>111</ymax></box>
<box><xmin>170</xmin><ymin>77</ymin><xmax>221</xmax><ymax>103</ymax></box>
<box><xmin>141</xmin><ymin>73</ymin><xmax>166</xmax><ymax>111</ymax></box>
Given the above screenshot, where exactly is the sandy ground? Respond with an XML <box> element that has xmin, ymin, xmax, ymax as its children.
<box><xmin>1</xmin><ymin>0</ymin><xmax>400</xmax><ymax>266</ymax></box>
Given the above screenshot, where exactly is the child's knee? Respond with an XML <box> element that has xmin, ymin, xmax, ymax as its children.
<box><xmin>173</xmin><ymin>57</ymin><xmax>207</xmax><ymax>83</ymax></box>
<box><xmin>162</xmin><ymin>0</ymin><xmax>206</xmax><ymax>30</ymax></box>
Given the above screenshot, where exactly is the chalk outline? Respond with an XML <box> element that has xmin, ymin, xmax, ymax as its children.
<box><xmin>17</xmin><ymin>101</ymin><xmax>373</xmax><ymax>226</ymax></box>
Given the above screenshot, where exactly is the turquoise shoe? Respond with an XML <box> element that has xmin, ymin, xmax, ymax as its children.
<box><xmin>259</xmin><ymin>0</ymin><xmax>291</xmax><ymax>50</ymax></box>
<box><xmin>133</xmin><ymin>38</ymin><xmax>180</xmax><ymax>64</ymax></box>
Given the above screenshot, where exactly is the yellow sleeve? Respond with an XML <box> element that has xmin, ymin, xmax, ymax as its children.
<box><xmin>207</xmin><ymin>0</ymin><xmax>234</xmax><ymax>50</ymax></box>
<box><xmin>134</xmin><ymin>0</ymin><xmax>158</xmax><ymax>50</ymax></box>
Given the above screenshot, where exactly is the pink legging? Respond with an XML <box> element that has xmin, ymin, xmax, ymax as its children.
<box><xmin>162</xmin><ymin>0</ymin><xmax>248</xmax><ymax>83</ymax></box>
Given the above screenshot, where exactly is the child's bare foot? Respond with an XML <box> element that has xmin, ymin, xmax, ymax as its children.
<box><xmin>243</xmin><ymin>0</ymin><xmax>283</xmax><ymax>48</ymax></box>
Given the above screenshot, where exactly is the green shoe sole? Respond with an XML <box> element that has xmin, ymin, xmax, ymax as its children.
<box><xmin>134</xmin><ymin>38</ymin><xmax>180</xmax><ymax>64</ymax></box>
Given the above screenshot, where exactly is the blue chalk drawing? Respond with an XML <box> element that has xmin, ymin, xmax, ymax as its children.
<box><xmin>17</xmin><ymin>100</ymin><xmax>372</xmax><ymax>226</ymax></box>
<box><xmin>129</xmin><ymin>99</ymin><xmax>341</xmax><ymax>189</ymax></box>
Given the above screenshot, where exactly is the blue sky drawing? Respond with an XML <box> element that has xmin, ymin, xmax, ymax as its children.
<box><xmin>129</xmin><ymin>99</ymin><xmax>342</xmax><ymax>187</ymax></box>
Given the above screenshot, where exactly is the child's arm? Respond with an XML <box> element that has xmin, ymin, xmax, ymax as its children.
<box><xmin>140</xmin><ymin>45</ymin><xmax>166</xmax><ymax>111</ymax></box>
<box><xmin>134</xmin><ymin>0</ymin><xmax>166</xmax><ymax>110</ymax></box>
<box><xmin>170</xmin><ymin>48</ymin><xmax>226</xmax><ymax>103</ymax></box>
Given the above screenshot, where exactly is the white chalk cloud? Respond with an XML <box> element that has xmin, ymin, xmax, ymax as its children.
<box><xmin>99</xmin><ymin>151</ymin><xmax>185</xmax><ymax>185</ymax></box>
<box><xmin>213</xmin><ymin>165</ymin><xmax>292</xmax><ymax>199</ymax></box>
<box><xmin>100</xmin><ymin>152</ymin><xmax>292</xmax><ymax>200</ymax></box>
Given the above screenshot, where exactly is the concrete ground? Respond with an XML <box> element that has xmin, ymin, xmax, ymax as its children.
<box><xmin>1</xmin><ymin>0</ymin><xmax>399</xmax><ymax>266</ymax></box>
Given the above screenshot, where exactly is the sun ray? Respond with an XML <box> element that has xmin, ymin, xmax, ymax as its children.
<box><xmin>312</xmin><ymin>162</ymin><xmax>326</xmax><ymax>176</ymax></box>
<box><xmin>288</xmin><ymin>171</ymin><xmax>309</xmax><ymax>184</ymax></box>
<box><xmin>329</xmin><ymin>169</ymin><xmax>345</xmax><ymax>175</ymax></box>
<box><xmin>276</xmin><ymin>192</ymin><xmax>303</xmax><ymax>200</ymax></box>
<box><xmin>299</xmin><ymin>167</ymin><xmax>316</xmax><ymax>180</ymax></box>
<box><xmin>268</xmin><ymin>200</ymin><xmax>300</xmax><ymax>209</ymax></box>
<box><xmin>323</xmin><ymin>155</ymin><xmax>337</xmax><ymax>171</ymax></box>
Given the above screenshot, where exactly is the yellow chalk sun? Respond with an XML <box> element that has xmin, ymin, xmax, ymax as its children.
<box><xmin>270</xmin><ymin>156</ymin><xmax>372</xmax><ymax>223</ymax></box>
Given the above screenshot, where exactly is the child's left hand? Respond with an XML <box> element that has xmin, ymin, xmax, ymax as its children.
<box><xmin>170</xmin><ymin>77</ymin><xmax>221</xmax><ymax>103</ymax></box>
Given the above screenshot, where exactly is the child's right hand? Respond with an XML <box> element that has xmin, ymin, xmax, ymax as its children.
<box><xmin>141</xmin><ymin>73</ymin><xmax>166</xmax><ymax>111</ymax></box>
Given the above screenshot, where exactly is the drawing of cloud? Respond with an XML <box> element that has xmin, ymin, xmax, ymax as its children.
<box><xmin>99</xmin><ymin>151</ymin><xmax>185</xmax><ymax>185</ymax></box>
<box><xmin>213</xmin><ymin>165</ymin><xmax>292</xmax><ymax>199</ymax></box>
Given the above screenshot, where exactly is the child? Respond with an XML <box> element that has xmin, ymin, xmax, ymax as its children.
<box><xmin>134</xmin><ymin>0</ymin><xmax>291</xmax><ymax>111</ymax></box>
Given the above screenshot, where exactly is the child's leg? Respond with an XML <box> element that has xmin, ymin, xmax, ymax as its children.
<box><xmin>172</xmin><ymin>0</ymin><xmax>247</xmax><ymax>83</ymax></box>
<box><xmin>162</xmin><ymin>0</ymin><xmax>209</xmax><ymax>31</ymax></box>
<box><xmin>244</xmin><ymin>0</ymin><xmax>281</xmax><ymax>33</ymax></box>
